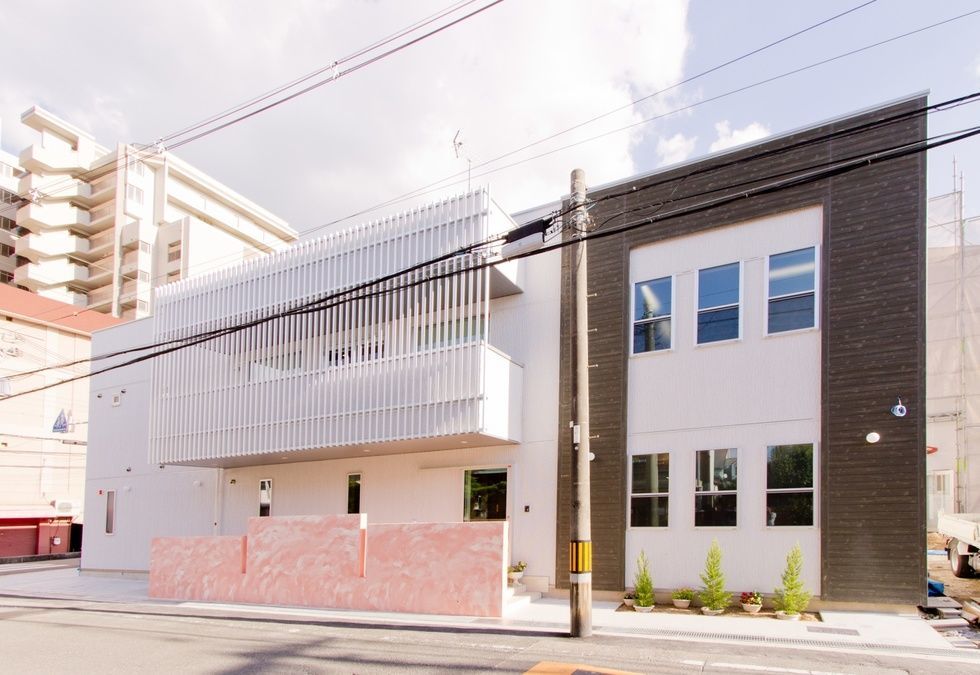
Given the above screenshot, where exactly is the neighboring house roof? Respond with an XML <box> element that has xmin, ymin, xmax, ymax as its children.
<box><xmin>0</xmin><ymin>285</ymin><xmax>123</xmax><ymax>335</ymax></box>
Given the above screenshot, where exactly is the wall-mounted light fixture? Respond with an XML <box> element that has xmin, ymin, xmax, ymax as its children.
<box><xmin>891</xmin><ymin>397</ymin><xmax>907</xmax><ymax>418</ymax></box>
<box><xmin>866</xmin><ymin>431</ymin><xmax>881</xmax><ymax>444</ymax></box>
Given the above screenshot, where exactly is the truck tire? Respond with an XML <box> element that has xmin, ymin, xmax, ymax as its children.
<box><xmin>950</xmin><ymin>539</ymin><xmax>975</xmax><ymax>578</ymax></box>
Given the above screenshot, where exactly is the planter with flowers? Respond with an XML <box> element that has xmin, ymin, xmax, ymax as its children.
<box><xmin>671</xmin><ymin>588</ymin><xmax>695</xmax><ymax>609</ymax></box>
<box><xmin>740</xmin><ymin>591</ymin><xmax>763</xmax><ymax>614</ymax></box>
<box><xmin>507</xmin><ymin>560</ymin><xmax>527</xmax><ymax>583</ymax></box>
<box><xmin>623</xmin><ymin>591</ymin><xmax>635</xmax><ymax>608</ymax></box>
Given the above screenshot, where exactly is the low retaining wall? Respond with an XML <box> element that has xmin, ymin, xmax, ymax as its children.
<box><xmin>149</xmin><ymin>515</ymin><xmax>507</xmax><ymax>616</ymax></box>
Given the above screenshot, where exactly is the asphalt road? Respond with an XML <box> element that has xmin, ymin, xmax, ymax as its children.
<box><xmin>0</xmin><ymin>597</ymin><xmax>975</xmax><ymax>674</ymax></box>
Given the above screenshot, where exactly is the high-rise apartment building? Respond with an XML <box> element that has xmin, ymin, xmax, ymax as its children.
<box><xmin>12</xmin><ymin>106</ymin><xmax>297</xmax><ymax>320</ymax></box>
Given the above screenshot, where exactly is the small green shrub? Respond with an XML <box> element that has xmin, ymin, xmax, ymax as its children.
<box><xmin>671</xmin><ymin>587</ymin><xmax>695</xmax><ymax>601</ymax></box>
<box><xmin>633</xmin><ymin>550</ymin><xmax>654</xmax><ymax>607</ymax></box>
<box><xmin>774</xmin><ymin>543</ymin><xmax>812</xmax><ymax>615</ymax></box>
<box><xmin>698</xmin><ymin>539</ymin><xmax>731</xmax><ymax>610</ymax></box>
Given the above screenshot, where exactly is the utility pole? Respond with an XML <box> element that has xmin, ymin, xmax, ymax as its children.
<box><xmin>569</xmin><ymin>168</ymin><xmax>592</xmax><ymax>637</ymax></box>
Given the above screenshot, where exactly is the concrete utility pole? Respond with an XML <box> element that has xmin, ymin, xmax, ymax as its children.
<box><xmin>569</xmin><ymin>168</ymin><xmax>592</xmax><ymax>637</ymax></box>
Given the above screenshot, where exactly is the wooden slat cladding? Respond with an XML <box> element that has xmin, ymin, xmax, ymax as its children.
<box><xmin>555</xmin><ymin>97</ymin><xmax>926</xmax><ymax>603</ymax></box>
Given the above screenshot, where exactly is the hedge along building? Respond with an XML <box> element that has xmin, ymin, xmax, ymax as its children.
<box><xmin>82</xmin><ymin>93</ymin><xmax>926</xmax><ymax>607</ymax></box>
<box><xmin>82</xmin><ymin>187</ymin><xmax>562</xmax><ymax>596</ymax></box>
<box><xmin>556</xmin><ymin>92</ymin><xmax>926</xmax><ymax>605</ymax></box>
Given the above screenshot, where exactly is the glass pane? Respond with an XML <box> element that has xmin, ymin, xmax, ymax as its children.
<box><xmin>347</xmin><ymin>474</ymin><xmax>361</xmax><ymax>514</ymax></box>
<box><xmin>768</xmin><ymin>294</ymin><xmax>815</xmax><ymax>333</ymax></box>
<box><xmin>696</xmin><ymin>449</ymin><xmax>738</xmax><ymax>492</ymax></box>
<box><xmin>464</xmin><ymin>468</ymin><xmax>507</xmax><ymax>521</ymax></box>
<box><xmin>631</xmin><ymin>495</ymin><xmax>668</xmax><ymax>527</ymax></box>
<box><xmin>767</xmin><ymin>444</ymin><xmax>813</xmax><ymax>489</ymax></box>
<box><xmin>697</xmin><ymin>306</ymin><xmax>738</xmax><ymax>343</ymax></box>
<box><xmin>634</xmin><ymin>277</ymin><xmax>671</xmax><ymax>321</ymax></box>
<box><xmin>769</xmin><ymin>247</ymin><xmax>815</xmax><ymax>297</ymax></box>
<box><xmin>632</xmin><ymin>453</ymin><xmax>669</xmax><ymax>494</ymax></box>
<box><xmin>767</xmin><ymin>492</ymin><xmax>813</xmax><ymax>526</ymax></box>
<box><xmin>695</xmin><ymin>494</ymin><xmax>737</xmax><ymax>526</ymax></box>
<box><xmin>105</xmin><ymin>491</ymin><xmax>116</xmax><ymax>535</ymax></box>
<box><xmin>698</xmin><ymin>263</ymin><xmax>739</xmax><ymax>309</ymax></box>
<box><xmin>633</xmin><ymin>318</ymin><xmax>671</xmax><ymax>353</ymax></box>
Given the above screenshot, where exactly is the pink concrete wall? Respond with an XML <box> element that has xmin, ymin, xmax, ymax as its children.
<box><xmin>148</xmin><ymin>515</ymin><xmax>507</xmax><ymax>617</ymax></box>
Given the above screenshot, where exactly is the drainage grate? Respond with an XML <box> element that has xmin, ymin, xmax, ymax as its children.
<box><xmin>806</xmin><ymin>626</ymin><xmax>860</xmax><ymax>636</ymax></box>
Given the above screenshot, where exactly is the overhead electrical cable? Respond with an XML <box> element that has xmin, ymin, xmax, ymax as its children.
<box><xmin>4</xmin><ymin>120</ymin><xmax>977</xmax><ymax>402</ymax></box>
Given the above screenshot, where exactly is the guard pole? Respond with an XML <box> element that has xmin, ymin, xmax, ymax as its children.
<box><xmin>569</xmin><ymin>168</ymin><xmax>592</xmax><ymax>637</ymax></box>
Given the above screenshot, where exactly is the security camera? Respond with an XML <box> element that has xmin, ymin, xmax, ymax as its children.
<box><xmin>891</xmin><ymin>398</ymin><xmax>907</xmax><ymax>418</ymax></box>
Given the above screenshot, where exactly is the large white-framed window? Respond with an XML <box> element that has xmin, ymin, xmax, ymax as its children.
<box><xmin>766</xmin><ymin>443</ymin><xmax>814</xmax><ymax>526</ymax></box>
<box><xmin>630</xmin><ymin>452</ymin><xmax>669</xmax><ymax>527</ymax></box>
<box><xmin>767</xmin><ymin>247</ymin><xmax>816</xmax><ymax>334</ymax></box>
<box><xmin>463</xmin><ymin>467</ymin><xmax>507</xmax><ymax>521</ymax></box>
<box><xmin>695</xmin><ymin>448</ymin><xmax>737</xmax><ymax>526</ymax></box>
<box><xmin>632</xmin><ymin>276</ymin><xmax>672</xmax><ymax>353</ymax></box>
<box><xmin>696</xmin><ymin>262</ymin><xmax>740</xmax><ymax>344</ymax></box>
<box><xmin>126</xmin><ymin>184</ymin><xmax>144</xmax><ymax>206</ymax></box>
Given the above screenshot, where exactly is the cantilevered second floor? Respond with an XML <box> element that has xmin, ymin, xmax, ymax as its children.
<box><xmin>149</xmin><ymin>187</ymin><xmax>528</xmax><ymax>467</ymax></box>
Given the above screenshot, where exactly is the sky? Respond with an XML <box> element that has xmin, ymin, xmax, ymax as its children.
<box><xmin>1</xmin><ymin>0</ymin><xmax>978</xmax><ymax>236</ymax></box>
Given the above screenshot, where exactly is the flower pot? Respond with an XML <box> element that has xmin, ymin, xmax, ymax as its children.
<box><xmin>775</xmin><ymin>610</ymin><xmax>801</xmax><ymax>621</ymax></box>
<box><xmin>701</xmin><ymin>607</ymin><xmax>725</xmax><ymax>616</ymax></box>
<box><xmin>507</xmin><ymin>571</ymin><xmax>524</xmax><ymax>582</ymax></box>
<box><xmin>672</xmin><ymin>599</ymin><xmax>691</xmax><ymax>609</ymax></box>
<box><xmin>623</xmin><ymin>598</ymin><xmax>635</xmax><ymax>607</ymax></box>
<box><xmin>634</xmin><ymin>604</ymin><xmax>654</xmax><ymax>613</ymax></box>
<box><xmin>741</xmin><ymin>603</ymin><xmax>762</xmax><ymax>614</ymax></box>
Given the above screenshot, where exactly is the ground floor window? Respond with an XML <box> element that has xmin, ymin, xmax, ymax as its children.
<box><xmin>766</xmin><ymin>444</ymin><xmax>813</xmax><ymax>526</ymax></box>
<box><xmin>105</xmin><ymin>490</ymin><xmax>116</xmax><ymax>534</ymax></box>
<box><xmin>463</xmin><ymin>468</ymin><xmax>507</xmax><ymax>521</ymax></box>
<box><xmin>695</xmin><ymin>448</ymin><xmax>737</xmax><ymax>526</ymax></box>
<box><xmin>259</xmin><ymin>479</ymin><xmax>272</xmax><ymax>517</ymax></box>
<box><xmin>630</xmin><ymin>453</ymin><xmax>669</xmax><ymax>527</ymax></box>
<box><xmin>347</xmin><ymin>473</ymin><xmax>361</xmax><ymax>514</ymax></box>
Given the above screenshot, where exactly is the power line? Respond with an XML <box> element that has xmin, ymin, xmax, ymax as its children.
<box><xmin>3</xmin><ymin>118</ymin><xmax>972</xmax><ymax>403</ymax></box>
<box><xmin>9</xmin><ymin>91</ymin><xmax>976</xmax><ymax>380</ymax></box>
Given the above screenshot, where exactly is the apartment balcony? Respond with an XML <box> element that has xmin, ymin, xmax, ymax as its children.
<box><xmin>15</xmin><ymin>231</ymin><xmax>88</xmax><ymax>262</ymax></box>
<box><xmin>18</xmin><ymin>173</ymin><xmax>92</xmax><ymax>204</ymax></box>
<box><xmin>88</xmin><ymin>176</ymin><xmax>115</xmax><ymax>205</ymax></box>
<box><xmin>16</xmin><ymin>202</ymin><xmax>90</xmax><ymax>233</ymax></box>
<box><xmin>83</xmin><ymin>201</ymin><xmax>116</xmax><ymax>233</ymax></box>
<box><xmin>119</xmin><ymin>249</ymin><xmax>140</xmax><ymax>276</ymax></box>
<box><xmin>19</xmin><ymin>144</ymin><xmax>87</xmax><ymax>176</ymax></box>
<box><xmin>14</xmin><ymin>260</ymin><xmax>87</xmax><ymax>289</ymax></box>
<box><xmin>87</xmin><ymin>284</ymin><xmax>114</xmax><ymax>308</ymax></box>
<box><xmin>82</xmin><ymin>261</ymin><xmax>113</xmax><ymax>287</ymax></box>
<box><xmin>76</xmin><ymin>229</ymin><xmax>116</xmax><ymax>261</ymax></box>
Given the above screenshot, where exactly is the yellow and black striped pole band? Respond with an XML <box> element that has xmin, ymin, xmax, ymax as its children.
<box><xmin>569</xmin><ymin>540</ymin><xmax>592</xmax><ymax>573</ymax></box>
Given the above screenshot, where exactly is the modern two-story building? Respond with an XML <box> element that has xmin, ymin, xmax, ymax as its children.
<box><xmin>82</xmin><ymin>93</ymin><xmax>926</xmax><ymax>607</ymax></box>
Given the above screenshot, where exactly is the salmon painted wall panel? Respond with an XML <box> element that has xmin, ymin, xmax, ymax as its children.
<box><xmin>148</xmin><ymin>516</ymin><xmax>507</xmax><ymax>617</ymax></box>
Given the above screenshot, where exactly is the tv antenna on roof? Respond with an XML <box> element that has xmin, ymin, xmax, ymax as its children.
<box><xmin>453</xmin><ymin>129</ymin><xmax>472</xmax><ymax>192</ymax></box>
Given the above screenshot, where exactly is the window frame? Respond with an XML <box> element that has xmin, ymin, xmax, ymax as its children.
<box><xmin>105</xmin><ymin>489</ymin><xmax>116</xmax><ymax>535</ymax></box>
<box><xmin>695</xmin><ymin>262</ymin><xmax>742</xmax><ymax>346</ymax></box>
<box><xmin>629</xmin><ymin>451</ymin><xmax>670</xmax><ymax>528</ymax></box>
<box><xmin>694</xmin><ymin>448</ymin><xmax>738</xmax><ymax>527</ymax></box>
<box><xmin>347</xmin><ymin>473</ymin><xmax>361</xmax><ymax>515</ymax></box>
<box><xmin>764</xmin><ymin>246</ymin><xmax>819</xmax><ymax>336</ymax></box>
<box><xmin>765</xmin><ymin>443</ymin><xmax>816</xmax><ymax>528</ymax></box>
<box><xmin>462</xmin><ymin>466</ymin><xmax>508</xmax><ymax>522</ymax></box>
<box><xmin>631</xmin><ymin>275</ymin><xmax>674</xmax><ymax>355</ymax></box>
<box><xmin>258</xmin><ymin>478</ymin><xmax>272</xmax><ymax>517</ymax></box>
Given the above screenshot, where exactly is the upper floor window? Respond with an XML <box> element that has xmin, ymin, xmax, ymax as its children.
<box><xmin>126</xmin><ymin>184</ymin><xmax>144</xmax><ymax>206</ymax></box>
<box><xmin>128</xmin><ymin>161</ymin><xmax>145</xmax><ymax>179</ymax></box>
<box><xmin>632</xmin><ymin>277</ymin><xmax>672</xmax><ymax>353</ymax></box>
<box><xmin>695</xmin><ymin>448</ymin><xmax>737</xmax><ymax>526</ymax></box>
<box><xmin>766</xmin><ymin>443</ymin><xmax>814</xmax><ymax>526</ymax></box>
<box><xmin>768</xmin><ymin>247</ymin><xmax>816</xmax><ymax>333</ymax></box>
<box><xmin>697</xmin><ymin>262</ymin><xmax>739</xmax><ymax>344</ymax></box>
<box><xmin>630</xmin><ymin>452</ymin><xmax>669</xmax><ymax>527</ymax></box>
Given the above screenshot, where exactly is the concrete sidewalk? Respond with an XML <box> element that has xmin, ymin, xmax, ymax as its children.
<box><xmin>0</xmin><ymin>566</ymin><xmax>975</xmax><ymax>663</ymax></box>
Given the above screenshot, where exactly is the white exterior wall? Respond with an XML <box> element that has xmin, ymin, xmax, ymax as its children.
<box><xmin>626</xmin><ymin>206</ymin><xmax>822</xmax><ymax>594</ymax></box>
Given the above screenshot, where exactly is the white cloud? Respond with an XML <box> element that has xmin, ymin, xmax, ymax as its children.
<box><xmin>656</xmin><ymin>133</ymin><xmax>697</xmax><ymax>165</ymax></box>
<box><xmin>709</xmin><ymin>120</ymin><xmax>770</xmax><ymax>153</ymax></box>
<box><xmin>0</xmin><ymin>0</ymin><xmax>691</xmax><ymax>233</ymax></box>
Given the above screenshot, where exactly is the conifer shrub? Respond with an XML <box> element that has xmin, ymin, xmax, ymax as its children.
<box><xmin>774</xmin><ymin>543</ymin><xmax>812</xmax><ymax>615</ymax></box>
<box><xmin>633</xmin><ymin>550</ymin><xmax>654</xmax><ymax>607</ymax></box>
<box><xmin>698</xmin><ymin>539</ymin><xmax>731</xmax><ymax>610</ymax></box>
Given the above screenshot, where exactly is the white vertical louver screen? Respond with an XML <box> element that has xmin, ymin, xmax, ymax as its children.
<box><xmin>149</xmin><ymin>189</ymin><xmax>504</xmax><ymax>465</ymax></box>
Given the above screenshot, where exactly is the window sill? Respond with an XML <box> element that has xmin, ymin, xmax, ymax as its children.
<box><xmin>694</xmin><ymin>337</ymin><xmax>741</xmax><ymax>349</ymax></box>
<box><xmin>764</xmin><ymin>326</ymin><xmax>818</xmax><ymax>338</ymax></box>
<box><xmin>630</xmin><ymin>347</ymin><xmax>673</xmax><ymax>358</ymax></box>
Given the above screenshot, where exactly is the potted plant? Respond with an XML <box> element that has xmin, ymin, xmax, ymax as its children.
<box><xmin>774</xmin><ymin>543</ymin><xmax>811</xmax><ymax>621</ymax></box>
<box><xmin>633</xmin><ymin>550</ymin><xmax>655</xmax><ymax>612</ymax></box>
<box><xmin>740</xmin><ymin>591</ymin><xmax>763</xmax><ymax>613</ymax></box>
<box><xmin>698</xmin><ymin>539</ymin><xmax>731</xmax><ymax>615</ymax></box>
<box><xmin>507</xmin><ymin>560</ymin><xmax>527</xmax><ymax>583</ymax></box>
<box><xmin>623</xmin><ymin>590</ymin><xmax>635</xmax><ymax>608</ymax></box>
<box><xmin>671</xmin><ymin>588</ymin><xmax>695</xmax><ymax>609</ymax></box>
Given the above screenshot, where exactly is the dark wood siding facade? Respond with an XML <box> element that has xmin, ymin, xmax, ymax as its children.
<box><xmin>555</xmin><ymin>96</ymin><xmax>926</xmax><ymax>604</ymax></box>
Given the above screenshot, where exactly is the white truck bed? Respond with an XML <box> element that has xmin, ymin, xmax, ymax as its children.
<box><xmin>938</xmin><ymin>512</ymin><xmax>980</xmax><ymax>548</ymax></box>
